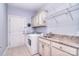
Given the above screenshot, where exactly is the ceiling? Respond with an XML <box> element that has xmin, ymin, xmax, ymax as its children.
<box><xmin>8</xmin><ymin>3</ymin><xmax>46</xmax><ymax>12</ymax></box>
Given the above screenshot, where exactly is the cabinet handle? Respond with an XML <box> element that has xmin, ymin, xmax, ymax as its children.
<box><xmin>60</xmin><ymin>46</ymin><xmax>62</xmax><ymax>49</ymax></box>
<box><xmin>42</xmin><ymin>45</ymin><xmax>44</xmax><ymax>48</ymax></box>
<box><xmin>43</xmin><ymin>21</ymin><xmax>46</xmax><ymax>23</ymax></box>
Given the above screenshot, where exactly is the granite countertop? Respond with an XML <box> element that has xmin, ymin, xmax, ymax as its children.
<box><xmin>39</xmin><ymin>34</ymin><xmax>79</xmax><ymax>49</ymax></box>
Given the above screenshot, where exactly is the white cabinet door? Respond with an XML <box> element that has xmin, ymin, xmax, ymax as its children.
<box><xmin>43</xmin><ymin>44</ymin><xmax>50</xmax><ymax>56</ymax></box>
<box><xmin>38</xmin><ymin>11</ymin><xmax>47</xmax><ymax>26</ymax></box>
<box><xmin>51</xmin><ymin>46</ymin><xmax>71</xmax><ymax>56</ymax></box>
<box><xmin>32</xmin><ymin>10</ymin><xmax>47</xmax><ymax>27</ymax></box>
<box><xmin>39</xmin><ymin>40</ymin><xmax>43</xmax><ymax>56</ymax></box>
<box><xmin>38</xmin><ymin>38</ymin><xmax>50</xmax><ymax>56</ymax></box>
<box><xmin>32</xmin><ymin>17</ymin><xmax>35</xmax><ymax>27</ymax></box>
<box><xmin>32</xmin><ymin>15</ymin><xmax>39</xmax><ymax>27</ymax></box>
<box><xmin>35</xmin><ymin>15</ymin><xmax>39</xmax><ymax>26</ymax></box>
<box><xmin>51</xmin><ymin>42</ymin><xmax>77</xmax><ymax>55</ymax></box>
<box><xmin>39</xmin><ymin>41</ymin><xmax>50</xmax><ymax>56</ymax></box>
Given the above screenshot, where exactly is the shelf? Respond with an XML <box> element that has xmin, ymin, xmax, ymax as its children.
<box><xmin>32</xmin><ymin>26</ymin><xmax>47</xmax><ymax>28</ymax></box>
<box><xmin>47</xmin><ymin>4</ymin><xmax>79</xmax><ymax>20</ymax></box>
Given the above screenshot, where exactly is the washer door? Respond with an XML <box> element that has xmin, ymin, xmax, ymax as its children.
<box><xmin>28</xmin><ymin>39</ymin><xmax>31</xmax><ymax>46</ymax></box>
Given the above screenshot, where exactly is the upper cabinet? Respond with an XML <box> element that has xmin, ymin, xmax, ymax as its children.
<box><xmin>32</xmin><ymin>10</ymin><xmax>48</xmax><ymax>27</ymax></box>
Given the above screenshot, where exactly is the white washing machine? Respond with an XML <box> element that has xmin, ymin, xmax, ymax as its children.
<box><xmin>25</xmin><ymin>34</ymin><xmax>40</xmax><ymax>55</ymax></box>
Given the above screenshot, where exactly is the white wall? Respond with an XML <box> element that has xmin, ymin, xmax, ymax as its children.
<box><xmin>34</xmin><ymin>3</ymin><xmax>79</xmax><ymax>36</ymax></box>
<box><xmin>0</xmin><ymin>4</ymin><xmax>8</xmax><ymax>55</ymax></box>
<box><xmin>46</xmin><ymin>3</ymin><xmax>79</xmax><ymax>35</ymax></box>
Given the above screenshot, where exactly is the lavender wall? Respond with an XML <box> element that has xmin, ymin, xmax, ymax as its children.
<box><xmin>8</xmin><ymin>5</ymin><xmax>35</xmax><ymax>33</ymax></box>
<box><xmin>8</xmin><ymin>5</ymin><xmax>35</xmax><ymax>20</ymax></box>
<box><xmin>8</xmin><ymin>3</ymin><xmax>79</xmax><ymax>36</ymax></box>
<box><xmin>46</xmin><ymin>3</ymin><xmax>79</xmax><ymax>35</ymax></box>
<box><xmin>33</xmin><ymin>27</ymin><xmax>47</xmax><ymax>33</ymax></box>
<box><xmin>35</xmin><ymin>3</ymin><xmax>79</xmax><ymax>36</ymax></box>
<box><xmin>0</xmin><ymin>4</ymin><xmax>8</xmax><ymax>55</ymax></box>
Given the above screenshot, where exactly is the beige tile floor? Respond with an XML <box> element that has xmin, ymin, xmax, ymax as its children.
<box><xmin>4</xmin><ymin>45</ymin><xmax>39</xmax><ymax>56</ymax></box>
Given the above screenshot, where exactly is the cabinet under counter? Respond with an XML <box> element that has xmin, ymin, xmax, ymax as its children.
<box><xmin>38</xmin><ymin>36</ymin><xmax>79</xmax><ymax>56</ymax></box>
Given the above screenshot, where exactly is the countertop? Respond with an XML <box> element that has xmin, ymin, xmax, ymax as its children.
<box><xmin>39</xmin><ymin>34</ymin><xmax>79</xmax><ymax>49</ymax></box>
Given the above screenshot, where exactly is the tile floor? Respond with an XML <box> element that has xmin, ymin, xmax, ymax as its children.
<box><xmin>4</xmin><ymin>45</ymin><xmax>39</xmax><ymax>56</ymax></box>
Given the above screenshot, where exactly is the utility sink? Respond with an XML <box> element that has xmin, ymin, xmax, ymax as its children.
<box><xmin>43</xmin><ymin>33</ymin><xmax>55</xmax><ymax>38</ymax></box>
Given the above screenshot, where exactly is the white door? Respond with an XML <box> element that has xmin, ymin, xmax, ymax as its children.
<box><xmin>8</xmin><ymin>15</ymin><xmax>26</xmax><ymax>48</ymax></box>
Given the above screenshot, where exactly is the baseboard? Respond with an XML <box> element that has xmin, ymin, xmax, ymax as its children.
<box><xmin>2</xmin><ymin>46</ymin><xmax>8</xmax><ymax>56</ymax></box>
